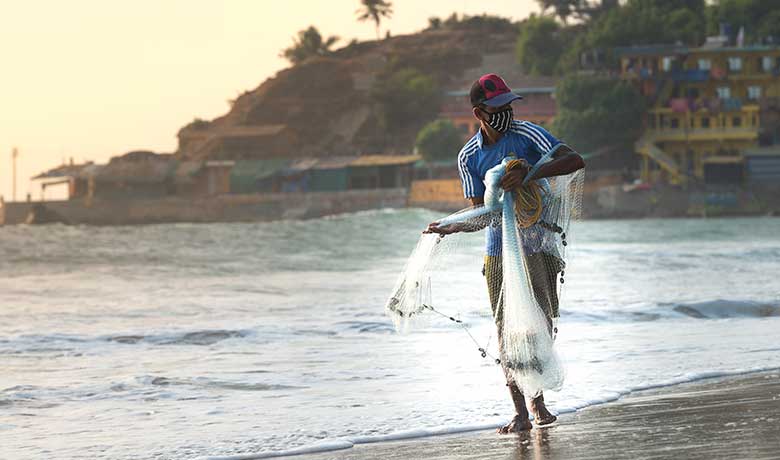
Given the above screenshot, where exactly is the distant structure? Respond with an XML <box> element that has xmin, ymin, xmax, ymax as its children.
<box><xmin>617</xmin><ymin>40</ymin><xmax>780</xmax><ymax>185</ymax></box>
<box><xmin>11</xmin><ymin>147</ymin><xmax>18</xmax><ymax>202</ymax></box>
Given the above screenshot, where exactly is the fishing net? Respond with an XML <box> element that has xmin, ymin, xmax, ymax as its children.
<box><xmin>386</xmin><ymin>147</ymin><xmax>584</xmax><ymax>398</ymax></box>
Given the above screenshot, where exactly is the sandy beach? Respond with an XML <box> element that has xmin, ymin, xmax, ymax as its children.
<box><xmin>297</xmin><ymin>371</ymin><xmax>780</xmax><ymax>460</ymax></box>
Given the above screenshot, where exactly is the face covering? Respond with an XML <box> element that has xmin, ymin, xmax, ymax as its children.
<box><xmin>483</xmin><ymin>107</ymin><xmax>513</xmax><ymax>133</ymax></box>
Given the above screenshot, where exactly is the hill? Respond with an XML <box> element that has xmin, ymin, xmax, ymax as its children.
<box><xmin>176</xmin><ymin>19</ymin><xmax>519</xmax><ymax>162</ymax></box>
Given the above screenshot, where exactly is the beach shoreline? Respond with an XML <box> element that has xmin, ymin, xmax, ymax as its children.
<box><xmin>234</xmin><ymin>370</ymin><xmax>780</xmax><ymax>460</ymax></box>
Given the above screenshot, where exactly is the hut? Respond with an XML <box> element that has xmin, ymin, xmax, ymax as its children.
<box><xmin>92</xmin><ymin>151</ymin><xmax>176</xmax><ymax>199</ymax></box>
<box><xmin>174</xmin><ymin>160</ymin><xmax>234</xmax><ymax>196</ymax></box>
<box><xmin>348</xmin><ymin>155</ymin><xmax>420</xmax><ymax>189</ymax></box>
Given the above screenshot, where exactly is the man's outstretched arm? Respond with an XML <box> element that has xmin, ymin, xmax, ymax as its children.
<box><xmin>425</xmin><ymin>197</ymin><xmax>488</xmax><ymax>235</ymax></box>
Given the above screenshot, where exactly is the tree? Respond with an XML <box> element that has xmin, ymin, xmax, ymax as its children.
<box><xmin>708</xmin><ymin>0</ymin><xmax>780</xmax><ymax>43</ymax></box>
<box><xmin>516</xmin><ymin>15</ymin><xmax>565</xmax><ymax>75</ymax></box>
<box><xmin>415</xmin><ymin>120</ymin><xmax>463</xmax><ymax>162</ymax></box>
<box><xmin>371</xmin><ymin>68</ymin><xmax>441</xmax><ymax>136</ymax></box>
<box><xmin>552</xmin><ymin>76</ymin><xmax>644</xmax><ymax>156</ymax></box>
<box><xmin>356</xmin><ymin>0</ymin><xmax>393</xmax><ymax>40</ymax></box>
<box><xmin>280</xmin><ymin>26</ymin><xmax>339</xmax><ymax>64</ymax></box>
<box><xmin>583</xmin><ymin>0</ymin><xmax>706</xmax><ymax>49</ymax></box>
<box><xmin>535</xmin><ymin>0</ymin><xmax>577</xmax><ymax>24</ymax></box>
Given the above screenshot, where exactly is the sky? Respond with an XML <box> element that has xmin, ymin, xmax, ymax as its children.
<box><xmin>0</xmin><ymin>0</ymin><xmax>539</xmax><ymax>201</ymax></box>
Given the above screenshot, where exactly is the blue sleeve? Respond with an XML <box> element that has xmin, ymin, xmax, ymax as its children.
<box><xmin>458</xmin><ymin>147</ymin><xmax>485</xmax><ymax>199</ymax></box>
<box><xmin>512</xmin><ymin>121</ymin><xmax>560</xmax><ymax>155</ymax></box>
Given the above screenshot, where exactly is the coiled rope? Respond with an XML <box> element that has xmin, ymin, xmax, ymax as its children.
<box><xmin>505</xmin><ymin>158</ymin><xmax>543</xmax><ymax>228</ymax></box>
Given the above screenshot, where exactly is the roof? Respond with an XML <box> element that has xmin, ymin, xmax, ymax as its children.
<box><xmin>231</xmin><ymin>159</ymin><xmax>292</xmax><ymax>180</ymax></box>
<box><xmin>691</xmin><ymin>45</ymin><xmax>780</xmax><ymax>54</ymax></box>
<box><xmin>312</xmin><ymin>156</ymin><xmax>358</xmax><ymax>169</ymax></box>
<box><xmin>96</xmin><ymin>152</ymin><xmax>175</xmax><ymax>183</ymax></box>
<box><xmin>285</xmin><ymin>158</ymin><xmax>320</xmax><ymax>173</ymax></box>
<box><xmin>615</xmin><ymin>43</ymin><xmax>780</xmax><ymax>58</ymax></box>
<box><xmin>32</xmin><ymin>162</ymin><xmax>95</xmax><ymax>180</ymax></box>
<box><xmin>615</xmin><ymin>45</ymin><xmax>689</xmax><ymax>57</ymax></box>
<box><xmin>349</xmin><ymin>154</ymin><xmax>421</xmax><ymax>167</ymax></box>
<box><xmin>446</xmin><ymin>87</ymin><xmax>555</xmax><ymax>97</ymax></box>
<box><xmin>744</xmin><ymin>146</ymin><xmax>780</xmax><ymax>158</ymax></box>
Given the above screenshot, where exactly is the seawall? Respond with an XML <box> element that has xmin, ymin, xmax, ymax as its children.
<box><xmin>0</xmin><ymin>188</ymin><xmax>408</xmax><ymax>226</ymax></box>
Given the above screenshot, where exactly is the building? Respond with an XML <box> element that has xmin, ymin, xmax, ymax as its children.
<box><xmin>347</xmin><ymin>155</ymin><xmax>420</xmax><ymax>189</ymax></box>
<box><xmin>617</xmin><ymin>42</ymin><xmax>780</xmax><ymax>184</ymax></box>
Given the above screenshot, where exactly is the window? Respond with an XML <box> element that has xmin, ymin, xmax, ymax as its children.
<box><xmin>728</xmin><ymin>57</ymin><xmax>742</xmax><ymax>71</ymax></box>
<box><xmin>752</xmin><ymin>115</ymin><xmax>757</xmax><ymax>126</ymax></box>
<box><xmin>698</xmin><ymin>59</ymin><xmax>711</xmax><ymax>70</ymax></box>
<box><xmin>732</xmin><ymin>116</ymin><xmax>742</xmax><ymax>127</ymax></box>
<box><xmin>671</xmin><ymin>118</ymin><xmax>680</xmax><ymax>129</ymax></box>
<box><xmin>762</xmin><ymin>56</ymin><xmax>774</xmax><ymax>72</ymax></box>
<box><xmin>701</xmin><ymin>117</ymin><xmax>710</xmax><ymax>128</ymax></box>
<box><xmin>748</xmin><ymin>85</ymin><xmax>762</xmax><ymax>100</ymax></box>
<box><xmin>717</xmin><ymin>86</ymin><xmax>731</xmax><ymax>99</ymax></box>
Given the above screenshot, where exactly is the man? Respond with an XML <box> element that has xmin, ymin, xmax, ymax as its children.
<box><xmin>426</xmin><ymin>74</ymin><xmax>585</xmax><ymax>433</ymax></box>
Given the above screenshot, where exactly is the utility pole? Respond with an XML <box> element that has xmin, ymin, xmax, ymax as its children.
<box><xmin>12</xmin><ymin>147</ymin><xmax>18</xmax><ymax>202</ymax></box>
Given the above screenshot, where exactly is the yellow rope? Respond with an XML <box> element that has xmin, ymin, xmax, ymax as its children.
<box><xmin>505</xmin><ymin>158</ymin><xmax>543</xmax><ymax>228</ymax></box>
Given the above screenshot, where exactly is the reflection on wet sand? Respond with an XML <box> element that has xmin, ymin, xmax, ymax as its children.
<box><xmin>300</xmin><ymin>371</ymin><xmax>780</xmax><ymax>460</ymax></box>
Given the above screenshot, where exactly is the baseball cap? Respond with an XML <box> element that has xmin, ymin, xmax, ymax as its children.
<box><xmin>469</xmin><ymin>74</ymin><xmax>523</xmax><ymax>107</ymax></box>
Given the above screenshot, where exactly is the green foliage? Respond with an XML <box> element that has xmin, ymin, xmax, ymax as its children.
<box><xmin>372</xmin><ymin>68</ymin><xmax>441</xmax><ymax>135</ymax></box>
<box><xmin>585</xmin><ymin>0</ymin><xmax>705</xmax><ymax>49</ymax></box>
<box><xmin>356</xmin><ymin>0</ymin><xmax>393</xmax><ymax>39</ymax></box>
<box><xmin>553</xmin><ymin>76</ymin><xmax>645</xmax><ymax>155</ymax></box>
<box><xmin>415</xmin><ymin>120</ymin><xmax>463</xmax><ymax>162</ymax></box>
<box><xmin>708</xmin><ymin>0</ymin><xmax>780</xmax><ymax>42</ymax></box>
<box><xmin>435</xmin><ymin>13</ymin><xmax>517</xmax><ymax>33</ymax></box>
<box><xmin>280</xmin><ymin>26</ymin><xmax>339</xmax><ymax>64</ymax></box>
<box><xmin>516</xmin><ymin>15</ymin><xmax>565</xmax><ymax>76</ymax></box>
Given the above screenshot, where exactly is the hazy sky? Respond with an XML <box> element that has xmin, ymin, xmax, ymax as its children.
<box><xmin>0</xmin><ymin>0</ymin><xmax>539</xmax><ymax>200</ymax></box>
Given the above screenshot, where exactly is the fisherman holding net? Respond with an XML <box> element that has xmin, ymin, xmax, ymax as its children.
<box><xmin>424</xmin><ymin>74</ymin><xmax>585</xmax><ymax>433</ymax></box>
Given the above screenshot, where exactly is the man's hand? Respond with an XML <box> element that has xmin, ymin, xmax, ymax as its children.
<box><xmin>424</xmin><ymin>221</ymin><xmax>460</xmax><ymax>236</ymax></box>
<box><xmin>500</xmin><ymin>159</ymin><xmax>531</xmax><ymax>191</ymax></box>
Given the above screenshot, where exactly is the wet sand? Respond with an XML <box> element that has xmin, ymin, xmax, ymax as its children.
<box><xmin>298</xmin><ymin>371</ymin><xmax>780</xmax><ymax>460</ymax></box>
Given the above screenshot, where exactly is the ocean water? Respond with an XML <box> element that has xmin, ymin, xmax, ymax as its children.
<box><xmin>1</xmin><ymin>211</ymin><xmax>779</xmax><ymax>459</ymax></box>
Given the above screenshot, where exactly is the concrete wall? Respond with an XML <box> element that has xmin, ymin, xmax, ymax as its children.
<box><xmin>0</xmin><ymin>188</ymin><xmax>408</xmax><ymax>226</ymax></box>
<box><xmin>408</xmin><ymin>179</ymin><xmax>470</xmax><ymax>211</ymax></box>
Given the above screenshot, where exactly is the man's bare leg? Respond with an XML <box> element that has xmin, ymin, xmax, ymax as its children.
<box><xmin>498</xmin><ymin>382</ymin><xmax>532</xmax><ymax>433</ymax></box>
<box><xmin>529</xmin><ymin>393</ymin><xmax>557</xmax><ymax>425</ymax></box>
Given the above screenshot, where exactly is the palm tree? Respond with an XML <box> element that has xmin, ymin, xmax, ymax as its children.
<box><xmin>356</xmin><ymin>0</ymin><xmax>393</xmax><ymax>40</ymax></box>
<box><xmin>280</xmin><ymin>26</ymin><xmax>339</xmax><ymax>64</ymax></box>
<box><xmin>535</xmin><ymin>0</ymin><xmax>576</xmax><ymax>24</ymax></box>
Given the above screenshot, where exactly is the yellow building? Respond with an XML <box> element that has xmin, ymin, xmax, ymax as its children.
<box><xmin>617</xmin><ymin>44</ymin><xmax>780</xmax><ymax>184</ymax></box>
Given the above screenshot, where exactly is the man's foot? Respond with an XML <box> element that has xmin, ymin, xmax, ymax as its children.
<box><xmin>529</xmin><ymin>395</ymin><xmax>557</xmax><ymax>426</ymax></box>
<box><xmin>497</xmin><ymin>415</ymin><xmax>532</xmax><ymax>434</ymax></box>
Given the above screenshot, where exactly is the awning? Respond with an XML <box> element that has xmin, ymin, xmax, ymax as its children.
<box><xmin>32</xmin><ymin>162</ymin><xmax>95</xmax><ymax>180</ymax></box>
<box><xmin>284</xmin><ymin>158</ymin><xmax>320</xmax><ymax>173</ymax></box>
<box><xmin>349</xmin><ymin>154</ymin><xmax>421</xmax><ymax>167</ymax></box>
<box><xmin>231</xmin><ymin>159</ymin><xmax>291</xmax><ymax>180</ymax></box>
<box><xmin>313</xmin><ymin>156</ymin><xmax>358</xmax><ymax>170</ymax></box>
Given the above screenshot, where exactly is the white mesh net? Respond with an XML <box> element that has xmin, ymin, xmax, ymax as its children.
<box><xmin>386</xmin><ymin>151</ymin><xmax>584</xmax><ymax>398</ymax></box>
